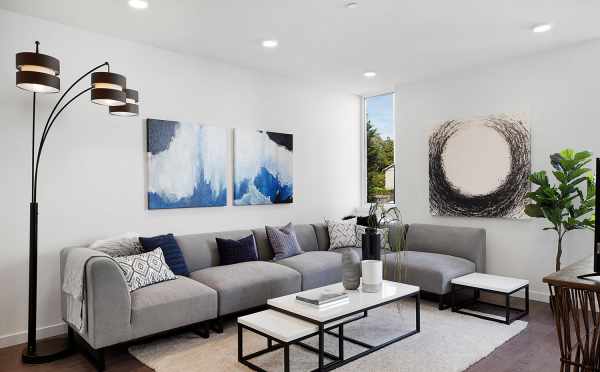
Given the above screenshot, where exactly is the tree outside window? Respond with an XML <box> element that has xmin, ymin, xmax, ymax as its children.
<box><xmin>365</xmin><ymin>94</ymin><xmax>395</xmax><ymax>204</ymax></box>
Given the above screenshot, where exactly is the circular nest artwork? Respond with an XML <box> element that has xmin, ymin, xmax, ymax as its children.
<box><xmin>429</xmin><ymin>115</ymin><xmax>530</xmax><ymax>218</ymax></box>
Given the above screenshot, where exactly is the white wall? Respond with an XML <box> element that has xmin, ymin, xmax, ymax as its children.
<box><xmin>395</xmin><ymin>40</ymin><xmax>600</xmax><ymax>302</ymax></box>
<box><xmin>0</xmin><ymin>9</ymin><xmax>360</xmax><ymax>347</ymax></box>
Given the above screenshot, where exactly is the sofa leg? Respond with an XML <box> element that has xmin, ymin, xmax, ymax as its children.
<box><xmin>194</xmin><ymin>322</ymin><xmax>210</xmax><ymax>339</ymax></box>
<box><xmin>69</xmin><ymin>326</ymin><xmax>106</xmax><ymax>371</ymax></box>
<box><xmin>211</xmin><ymin>317</ymin><xmax>224</xmax><ymax>334</ymax></box>
<box><xmin>439</xmin><ymin>294</ymin><xmax>451</xmax><ymax>310</ymax></box>
<box><xmin>90</xmin><ymin>348</ymin><xmax>106</xmax><ymax>371</ymax></box>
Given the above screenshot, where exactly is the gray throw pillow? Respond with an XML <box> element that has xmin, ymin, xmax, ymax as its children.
<box><xmin>266</xmin><ymin>223</ymin><xmax>304</xmax><ymax>261</ymax></box>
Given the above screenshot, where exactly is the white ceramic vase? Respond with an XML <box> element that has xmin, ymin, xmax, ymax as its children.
<box><xmin>361</xmin><ymin>260</ymin><xmax>383</xmax><ymax>293</ymax></box>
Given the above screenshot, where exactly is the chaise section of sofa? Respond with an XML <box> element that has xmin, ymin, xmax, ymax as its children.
<box><xmin>386</xmin><ymin>223</ymin><xmax>486</xmax><ymax>308</ymax></box>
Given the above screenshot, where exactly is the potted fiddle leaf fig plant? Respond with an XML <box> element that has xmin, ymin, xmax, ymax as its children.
<box><xmin>524</xmin><ymin>149</ymin><xmax>595</xmax><ymax>271</ymax></box>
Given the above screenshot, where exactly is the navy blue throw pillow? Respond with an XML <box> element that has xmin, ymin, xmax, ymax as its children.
<box><xmin>139</xmin><ymin>234</ymin><xmax>189</xmax><ymax>276</ymax></box>
<box><xmin>216</xmin><ymin>235</ymin><xmax>258</xmax><ymax>266</ymax></box>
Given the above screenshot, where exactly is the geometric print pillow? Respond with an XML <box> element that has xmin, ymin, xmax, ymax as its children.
<box><xmin>114</xmin><ymin>248</ymin><xmax>176</xmax><ymax>292</ymax></box>
<box><xmin>326</xmin><ymin>219</ymin><xmax>358</xmax><ymax>250</ymax></box>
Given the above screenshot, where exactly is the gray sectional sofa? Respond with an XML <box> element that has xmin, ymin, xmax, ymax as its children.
<box><xmin>60</xmin><ymin>222</ymin><xmax>485</xmax><ymax>370</ymax></box>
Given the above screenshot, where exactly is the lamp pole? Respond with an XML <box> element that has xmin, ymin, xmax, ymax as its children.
<box><xmin>16</xmin><ymin>41</ymin><xmax>138</xmax><ymax>364</ymax></box>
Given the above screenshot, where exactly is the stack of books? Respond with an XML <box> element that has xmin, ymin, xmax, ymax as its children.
<box><xmin>296</xmin><ymin>291</ymin><xmax>349</xmax><ymax>309</ymax></box>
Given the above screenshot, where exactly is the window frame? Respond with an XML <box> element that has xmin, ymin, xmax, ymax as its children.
<box><xmin>360</xmin><ymin>92</ymin><xmax>396</xmax><ymax>208</ymax></box>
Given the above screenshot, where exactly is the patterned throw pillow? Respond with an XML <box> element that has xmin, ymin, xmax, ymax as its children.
<box><xmin>355</xmin><ymin>225</ymin><xmax>390</xmax><ymax>250</ymax></box>
<box><xmin>266</xmin><ymin>223</ymin><xmax>304</xmax><ymax>261</ymax></box>
<box><xmin>114</xmin><ymin>248</ymin><xmax>176</xmax><ymax>292</ymax></box>
<box><xmin>326</xmin><ymin>219</ymin><xmax>357</xmax><ymax>249</ymax></box>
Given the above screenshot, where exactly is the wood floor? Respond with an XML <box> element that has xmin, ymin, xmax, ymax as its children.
<box><xmin>0</xmin><ymin>298</ymin><xmax>559</xmax><ymax>372</ymax></box>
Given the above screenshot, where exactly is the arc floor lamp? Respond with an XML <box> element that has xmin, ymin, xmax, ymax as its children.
<box><xmin>15</xmin><ymin>41</ymin><xmax>139</xmax><ymax>363</ymax></box>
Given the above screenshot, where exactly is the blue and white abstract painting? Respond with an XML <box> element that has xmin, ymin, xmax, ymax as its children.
<box><xmin>234</xmin><ymin>129</ymin><xmax>293</xmax><ymax>205</ymax></box>
<box><xmin>147</xmin><ymin>119</ymin><xmax>227</xmax><ymax>209</ymax></box>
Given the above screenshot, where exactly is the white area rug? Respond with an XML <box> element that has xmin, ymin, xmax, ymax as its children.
<box><xmin>129</xmin><ymin>300</ymin><xmax>527</xmax><ymax>372</ymax></box>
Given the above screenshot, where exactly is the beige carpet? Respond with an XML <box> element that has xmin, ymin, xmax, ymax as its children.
<box><xmin>129</xmin><ymin>300</ymin><xmax>527</xmax><ymax>372</ymax></box>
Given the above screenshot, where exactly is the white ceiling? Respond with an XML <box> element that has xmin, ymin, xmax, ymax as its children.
<box><xmin>3</xmin><ymin>0</ymin><xmax>600</xmax><ymax>95</ymax></box>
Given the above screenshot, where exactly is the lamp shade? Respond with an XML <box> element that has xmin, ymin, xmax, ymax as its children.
<box><xmin>90</xmin><ymin>72</ymin><xmax>126</xmax><ymax>106</ymax></box>
<box><xmin>109</xmin><ymin>89</ymin><xmax>139</xmax><ymax>116</ymax></box>
<box><xmin>15</xmin><ymin>52</ymin><xmax>60</xmax><ymax>93</ymax></box>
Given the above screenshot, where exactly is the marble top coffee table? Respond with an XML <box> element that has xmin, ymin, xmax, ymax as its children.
<box><xmin>237</xmin><ymin>281</ymin><xmax>420</xmax><ymax>371</ymax></box>
<box><xmin>451</xmin><ymin>273</ymin><xmax>529</xmax><ymax>324</ymax></box>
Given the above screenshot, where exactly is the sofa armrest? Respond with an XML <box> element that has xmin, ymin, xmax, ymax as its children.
<box><xmin>405</xmin><ymin>224</ymin><xmax>486</xmax><ymax>272</ymax></box>
<box><xmin>60</xmin><ymin>247</ymin><xmax>132</xmax><ymax>349</ymax></box>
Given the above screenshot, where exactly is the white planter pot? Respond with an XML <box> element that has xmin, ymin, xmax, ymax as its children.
<box><xmin>361</xmin><ymin>260</ymin><xmax>382</xmax><ymax>293</ymax></box>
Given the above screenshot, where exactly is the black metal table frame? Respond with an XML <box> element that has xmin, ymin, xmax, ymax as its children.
<box><xmin>451</xmin><ymin>283</ymin><xmax>529</xmax><ymax>325</ymax></box>
<box><xmin>238</xmin><ymin>291</ymin><xmax>420</xmax><ymax>372</ymax></box>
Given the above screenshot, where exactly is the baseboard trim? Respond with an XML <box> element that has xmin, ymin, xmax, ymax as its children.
<box><xmin>511</xmin><ymin>288</ymin><xmax>549</xmax><ymax>303</ymax></box>
<box><xmin>0</xmin><ymin>322</ymin><xmax>67</xmax><ymax>349</ymax></box>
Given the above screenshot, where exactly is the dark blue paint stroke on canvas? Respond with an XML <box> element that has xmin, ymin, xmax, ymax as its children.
<box><xmin>147</xmin><ymin>118</ymin><xmax>227</xmax><ymax>209</ymax></box>
<box><xmin>234</xmin><ymin>130</ymin><xmax>293</xmax><ymax>206</ymax></box>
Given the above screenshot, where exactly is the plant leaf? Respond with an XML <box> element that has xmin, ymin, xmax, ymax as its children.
<box><xmin>524</xmin><ymin>204</ymin><xmax>544</xmax><ymax>218</ymax></box>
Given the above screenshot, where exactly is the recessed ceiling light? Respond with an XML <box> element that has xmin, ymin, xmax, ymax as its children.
<box><xmin>363</xmin><ymin>71</ymin><xmax>376</xmax><ymax>78</ymax></box>
<box><xmin>262</xmin><ymin>40</ymin><xmax>279</xmax><ymax>48</ymax></box>
<box><xmin>346</xmin><ymin>2</ymin><xmax>358</xmax><ymax>9</ymax></box>
<box><xmin>128</xmin><ymin>0</ymin><xmax>149</xmax><ymax>9</ymax></box>
<box><xmin>532</xmin><ymin>23</ymin><xmax>552</xmax><ymax>33</ymax></box>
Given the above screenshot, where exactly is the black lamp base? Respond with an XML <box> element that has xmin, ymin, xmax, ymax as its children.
<box><xmin>22</xmin><ymin>336</ymin><xmax>74</xmax><ymax>364</ymax></box>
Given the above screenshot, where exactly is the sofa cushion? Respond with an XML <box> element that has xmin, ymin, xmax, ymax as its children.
<box><xmin>176</xmin><ymin>230</ymin><xmax>254</xmax><ymax>272</ymax></box>
<box><xmin>254</xmin><ymin>224</ymin><xmax>320</xmax><ymax>261</ymax></box>
<box><xmin>312</xmin><ymin>223</ymin><xmax>330</xmax><ymax>251</ymax></box>
<box><xmin>406</xmin><ymin>223</ymin><xmax>485</xmax><ymax>272</ymax></box>
<box><xmin>216</xmin><ymin>234</ymin><xmax>258</xmax><ymax>265</ymax></box>
<box><xmin>190</xmin><ymin>261</ymin><xmax>301</xmax><ymax>315</ymax></box>
<box><xmin>276</xmin><ymin>251</ymin><xmax>342</xmax><ymax>290</ymax></box>
<box><xmin>139</xmin><ymin>234</ymin><xmax>189</xmax><ymax>276</ymax></box>
<box><xmin>130</xmin><ymin>276</ymin><xmax>217</xmax><ymax>339</ymax></box>
<box><xmin>333</xmin><ymin>247</ymin><xmax>364</xmax><ymax>260</ymax></box>
<box><xmin>387</xmin><ymin>251</ymin><xmax>476</xmax><ymax>295</ymax></box>
<box><xmin>266</xmin><ymin>223</ymin><xmax>304</xmax><ymax>261</ymax></box>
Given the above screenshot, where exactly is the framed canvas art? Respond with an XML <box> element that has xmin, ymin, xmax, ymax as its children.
<box><xmin>146</xmin><ymin>119</ymin><xmax>227</xmax><ymax>209</ymax></box>
<box><xmin>429</xmin><ymin>114</ymin><xmax>530</xmax><ymax>218</ymax></box>
<box><xmin>234</xmin><ymin>129</ymin><xmax>293</xmax><ymax>205</ymax></box>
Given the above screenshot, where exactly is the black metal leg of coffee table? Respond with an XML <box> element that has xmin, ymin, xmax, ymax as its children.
<box><xmin>284</xmin><ymin>344</ymin><xmax>290</xmax><ymax>372</ymax></box>
<box><xmin>338</xmin><ymin>325</ymin><xmax>344</xmax><ymax>360</ymax></box>
<box><xmin>318</xmin><ymin>324</ymin><xmax>324</xmax><ymax>371</ymax></box>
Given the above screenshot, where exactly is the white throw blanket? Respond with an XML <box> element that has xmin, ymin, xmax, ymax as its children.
<box><xmin>62</xmin><ymin>249</ymin><xmax>111</xmax><ymax>333</ymax></box>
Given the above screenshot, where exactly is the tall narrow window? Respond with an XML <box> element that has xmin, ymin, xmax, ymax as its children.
<box><xmin>364</xmin><ymin>93</ymin><xmax>395</xmax><ymax>204</ymax></box>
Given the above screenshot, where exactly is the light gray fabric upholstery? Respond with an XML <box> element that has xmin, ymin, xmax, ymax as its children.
<box><xmin>252</xmin><ymin>227</ymin><xmax>273</xmax><ymax>260</ymax></box>
<box><xmin>131</xmin><ymin>276</ymin><xmax>217</xmax><ymax>339</ymax></box>
<box><xmin>333</xmin><ymin>247</ymin><xmax>364</xmax><ymax>260</ymax></box>
<box><xmin>385</xmin><ymin>251</ymin><xmax>476</xmax><ymax>295</ymax></box>
<box><xmin>61</xmin><ymin>222</ymin><xmax>486</xmax><ymax>351</ymax></box>
<box><xmin>312</xmin><ymin>223</ymin><xmax>330</xmax><ymax>251</ymax></box>
<box><xmin>176</xmin><ymin>230</ymin><xmax>253</xmax><ymax>272</ymax></box>
<box><xmin>83</xmin><ymin>252</ymin><xmax>132</xmax><ymax>349</ymax></box>
<box><xmin>294</xmin><ymin>224</ymin><xmax>320</xmax><ymax>252</ymax></box>
<box><xmin>190</xmin><ymin>261</ymin><xmax>301</xmax><ymax>315</ymax></box>
<box><xmin>276</xmin><ymin>251</ymin><xmax>342</xmax><ymax>290</ymax></box>
<box><xmin>406</xmin><ymin>223</ymin><xmax>486</xmax><ymax>272</ymax></box>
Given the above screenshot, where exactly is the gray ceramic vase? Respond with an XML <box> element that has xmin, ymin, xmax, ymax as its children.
<box><xmin>342</xmin><ymin>249</ymin><xmax>361</xmax><ymax>290</ymax></box>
